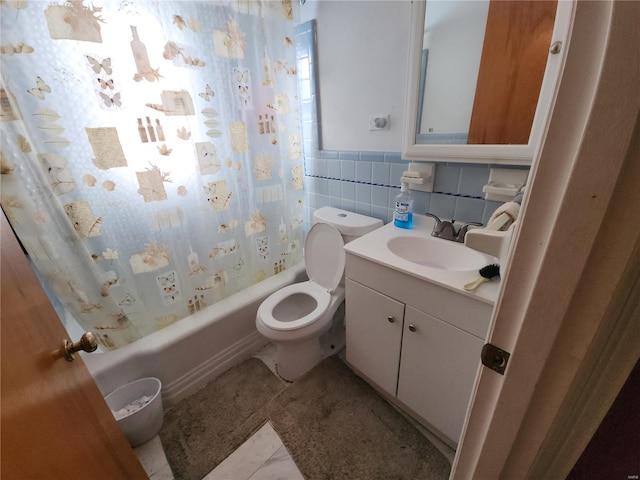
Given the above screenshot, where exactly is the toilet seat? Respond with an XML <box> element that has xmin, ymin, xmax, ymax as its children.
<box><xmin>257</xmin><ymin>223</ymin><xmax>345</xmax><ymax>332</ymax></box>
<box><xmin>257</xmin><ymin>280</ymin><xmax>331</xmax><ymax>331</ymax></box>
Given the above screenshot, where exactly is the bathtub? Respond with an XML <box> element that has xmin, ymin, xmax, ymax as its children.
<box><xmin>85</xmin><ymin>262</ymin><xmax>306</xmax><ymax>406</ymax></box>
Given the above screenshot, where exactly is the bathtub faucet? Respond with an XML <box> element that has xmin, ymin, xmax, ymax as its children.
<box><xmin>423</xmin><ymin>213</ymin><xmax>482</xmax><ymax>243</ymax></box>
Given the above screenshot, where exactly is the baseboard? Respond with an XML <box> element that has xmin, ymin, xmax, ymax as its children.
<box><xmin>161</xmin><ymin>331</ymin><xmax>269</xmax><ymax>407</ymax></box>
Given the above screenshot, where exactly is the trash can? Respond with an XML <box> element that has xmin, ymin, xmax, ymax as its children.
<box><xmin>104</xmin><ymin>377</ymin><xmax>163</xmax><ymax>447</ymax></box>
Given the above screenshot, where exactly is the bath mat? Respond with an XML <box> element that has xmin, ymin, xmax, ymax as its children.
<box><xmin>267</xmin><ymin>356</ymin><xmax>451</xmax><ymax>480</ymax></box>
<box><xmin>159</xmin><ymin>358</ymin><xmax>286</xmax><ymax>480</ymax></box>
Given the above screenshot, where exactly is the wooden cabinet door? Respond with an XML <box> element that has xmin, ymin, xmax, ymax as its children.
<box><xmin>1</xmin><ymin>213</ymin><xmax>148</xmax><ymax>480</ymax></box>
<box><xmin>397</xmin><ymin>306</ymin><xmax>483</xmax><ymax>445</ymax></box>
<box><xmin>345</xmin><ymin>278</ymin><xmax>405</xmax><ymax>396</ymax></box>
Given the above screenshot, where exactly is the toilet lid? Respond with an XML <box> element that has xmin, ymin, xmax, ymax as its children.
<box><xmin>305</xmin><ymin>222</ymin><xmax>345</xmax><ymax>291</ymax></box>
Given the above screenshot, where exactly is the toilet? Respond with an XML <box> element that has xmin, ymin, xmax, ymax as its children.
<box><xmin>256</xmin><ymin>207</ymin><xmax>382</xmax><ymax>381</ymax></box>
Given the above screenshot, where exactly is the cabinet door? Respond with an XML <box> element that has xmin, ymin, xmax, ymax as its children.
<box><xmin>397</xmin><ymin>306</ymin><xmax>483</xmax><ymax>445</ymax></box>
<box><xmin>345</xmin><ymin>279</ymin><xmax>405</xmax><ymax>396</ymax></box>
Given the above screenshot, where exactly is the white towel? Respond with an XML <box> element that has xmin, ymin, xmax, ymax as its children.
<box><xmin>487</xmin><ymin>201</ymin><xmax>520</xmax><ymax>231</ymax></box>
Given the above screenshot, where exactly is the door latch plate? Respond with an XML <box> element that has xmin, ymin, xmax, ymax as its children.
<box><xmin>481</xmin><ymin>343</ymin><xmax>511</xmax><ymax>375</ymax></box>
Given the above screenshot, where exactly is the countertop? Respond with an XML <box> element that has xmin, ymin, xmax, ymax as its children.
<box><xmin>343</xmin><ymin>214</ymin><xmax>501</xmax><ymax>305</ymax></box>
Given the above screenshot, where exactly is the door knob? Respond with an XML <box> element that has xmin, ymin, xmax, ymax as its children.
<box><xmin>63</xmin><ymin>332</ymin><xmax>98</xmax><ymax>361</ymax></box>
<box><xmin>408</xmin><ymin>324</ymin><xmax>417</xmax><ymax>332</ymax></box>
<box><xmin>387</xmin><ymin>316</ymin><xmax>395</xmax><ymax>323</ymax></box>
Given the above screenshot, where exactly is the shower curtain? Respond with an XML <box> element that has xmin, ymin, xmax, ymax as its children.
<box><xmin>0</xmin><ymin>0</ymin><xmax>304</xmax><ymax>349</ymax></box>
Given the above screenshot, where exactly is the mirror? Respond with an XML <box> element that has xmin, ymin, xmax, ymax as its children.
<box><xmin>403</xmin><ymin>0</ymin><xmax>574</xmax><ymax>165</ymax></box>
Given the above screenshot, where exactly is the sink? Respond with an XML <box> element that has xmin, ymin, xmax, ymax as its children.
<box><xmin>343</xmin><ymin>214</ymin><xmax>501</xmax><ymax>302</ymax></box>
<box><xmin>387</xmin><ymin>235</ymin><xmax>492</xmax><ymax>271</ymax></box>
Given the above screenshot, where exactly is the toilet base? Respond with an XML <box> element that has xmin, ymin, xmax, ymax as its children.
<box><xmin>319</xmin><ymin>301</ymin><xmax>346</xmax><ymax>357</ymax></box>
<box><xmin>275</xmin><ymin>337</ymin><xmax>322</xmax><ymax>381</ymax></box>
<box><xmin>274</xmin><ymin>300</ymin><xmax>346</xmax><ymax>382</ymax></box>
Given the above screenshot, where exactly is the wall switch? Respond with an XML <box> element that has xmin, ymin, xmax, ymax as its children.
<box><xmin>369</xmin><ymin>114</ymin><xmax>390</xmax><ymax>130</ymax></box>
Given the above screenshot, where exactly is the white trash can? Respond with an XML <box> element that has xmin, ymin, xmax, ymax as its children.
<box><xmin>104</xmin><ymin>377</ymin><xmax>163</xmax><ymax>447</ymax></box>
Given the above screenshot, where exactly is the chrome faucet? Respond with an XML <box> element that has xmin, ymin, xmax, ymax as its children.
<box><xmin>424</xmin><ymin>213</ymin><xmax>482</xmax><ymax>243</ymax></box>
<box><xmin>424</xmin><ymin>213</ymin><xmax>457</xmax><ymax>240</ymax></box>
<box><xmin>455</xmin><ymin>221</ymin><xmax>483</xmax><ymax>242</ymax></box>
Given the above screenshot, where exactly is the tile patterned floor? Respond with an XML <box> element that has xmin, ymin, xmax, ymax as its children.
<box><xmin>134</xmin><ymin>435</ymin><xmax>175</xmax><ymax>480</ymax></box>
<box><xmin>204</xmin><ymin>423</ymin><xmax>305</xmax><ymax>480</ymax></box>
<box><xmin>133</xmin><ymin>339</ymin><xmax>454</xmax><ymax>479</ymax></box>
<box><xmin>134</xmin><ymin>423</ymin><xmax>304</xmax><ymax>480</ymax></box>
<box><xmin>133</xmin><ymin>343</ymin><xmax>303</xmax><ymax>480</ymax></box>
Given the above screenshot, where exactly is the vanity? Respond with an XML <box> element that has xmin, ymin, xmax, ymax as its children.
<box><xmin>343</xmin><ymin>214</ymin><xmax>500</xmax><ymax>447</ymax></box>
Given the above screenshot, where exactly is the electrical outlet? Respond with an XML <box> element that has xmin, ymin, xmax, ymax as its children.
<box><xmin>369</xmin><ymin>114</ymin><xmax>390</xmax><ymax>131</ymax></box>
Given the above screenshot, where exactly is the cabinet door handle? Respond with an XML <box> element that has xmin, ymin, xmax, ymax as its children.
<box><xmin>408</xmin><ymin>324</ymin><xmax>417</xmax><ymax>332</ymax></box>
<box><xmin>387</xmin><ymin>316</ymin><xmax>395</xmax><ymax>323</ymax></box>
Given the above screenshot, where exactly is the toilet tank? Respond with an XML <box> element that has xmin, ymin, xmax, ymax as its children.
<box><xmin>312</xmin><ymin>207</ymin><xmax>383</xmax><ymax>244</ymax></box>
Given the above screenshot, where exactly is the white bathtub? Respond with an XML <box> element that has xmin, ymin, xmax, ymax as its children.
<box><xmin>85</xmin><ymin>262</ymin><xmax>306</xmax><ymax>406</ymax></box>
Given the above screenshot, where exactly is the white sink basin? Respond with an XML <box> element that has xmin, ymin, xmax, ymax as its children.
<box><xmin>343</xmin><ymin>214</ymin><xmax>501</xmax><ymax>303</ymax></box>
<box><xmin>387</xmin><ymin>235</ymin><xmax>491</xmax><ymax>271</ymax></box>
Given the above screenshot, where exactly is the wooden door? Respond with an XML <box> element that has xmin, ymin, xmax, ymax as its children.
<box><xmin>0</xmin><ymin>213</ymin><xmax>147</xmax><ymax>479</ymax></box>
<box><xmin>467</xmin><ymin>1</ymin><xmax>557</xmax><ymax>144</ymax></box>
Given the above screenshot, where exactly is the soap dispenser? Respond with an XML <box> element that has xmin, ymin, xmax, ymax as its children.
<box><xmin>394</xmin><ymin>181</ymin><xmax>413</xmax><ymax>229</ymax></box>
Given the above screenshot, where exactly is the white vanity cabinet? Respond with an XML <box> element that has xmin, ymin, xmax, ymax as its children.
<box><xmin>345</xmin><ymin>278</ymin><xmax>404</xmax><ymax>396</ymax></box>
<box><xmin>345</xmin><ymin>253</ymin><xmax>493</xmax><ymax>446</ymax></box>
<box><xmin>397</xmin><ymin>306</ymin><xmax>483</xmax><ymax>445</ymax></box>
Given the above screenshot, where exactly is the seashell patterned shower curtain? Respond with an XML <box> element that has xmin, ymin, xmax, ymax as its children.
<box><xmin>0</xmin><ymin>0</ymin><xmax>304</xmax><ymax>349</ymax></box>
